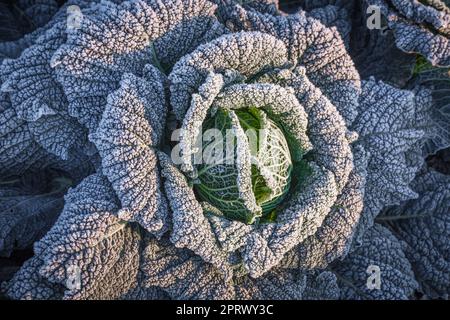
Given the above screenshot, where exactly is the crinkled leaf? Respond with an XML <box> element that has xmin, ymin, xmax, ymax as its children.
<box><xmin>0</xmin><ymin>93</ymin><xmax>95</xmax><ymax>178</ymax></box>
<box><xmin>0</xmin><ymin>5</ymin><xmax>92</xmax><ymax>160</ymax></box>
<box><xmin>52</xmin><ymin>0</ymin><xmax>227</xmax><ymax>132</ymax></box>
<box><xmin>141</xmin><ymin>236</ymin><xmax>234</xmax><ymax>300</ymax></box>
<box><xmin>0</xmin><ymin>172</ymin><xmax>67</xmax><ymax>257</ymax></box>
<box><xmin>352</xmin><ymin>78</ymin><xmax>425</xmax><ymax>241</ymax></box>
<box><xmin>387</xmin><ymin>169</ymin><xmax>450</xmax><ymax>298</ymax></box>
<box><xmin>333</xmin><ymin>224</ymin><xmax>418</xmax><ymax>300</ymax></box>
<box><xmin>282</xmin><ymin>145</ymin><xmax>367</xmax><ymax>269</ymax></box>
<box><xmin>409</xmin><ymin>63</ymin><xmax>450</xmax><ymax>155</ymax></box>
<box><xmin>368</xmin><ymin>0</ymin><xmax>450</xmax><ymax>67</ymax></box>
<box><xmin>90</xmin><ymin>68</ymin><xmax>169</xmax><ymax>234</ymax></box>
<box><xmin>4</xmin><ymin>174</ymin><xmax>142</xmax><ymax>300</ymax></box>
<box><xmin>218</xmin><ymin>4</ymin><xmax>361</xmax><ymax>125</ymax></box>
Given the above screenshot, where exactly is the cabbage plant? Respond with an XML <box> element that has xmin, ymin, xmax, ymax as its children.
<box><xmin>0</xmin><ymin>0</ymin><xmax>449</xmax><ymax>300</ymax></box>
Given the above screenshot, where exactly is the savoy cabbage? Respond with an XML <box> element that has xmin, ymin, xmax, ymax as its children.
<box><xmin>0</xmin><ymin>0</ymin><xmax>449</xmax><ymax>300</ymax></box>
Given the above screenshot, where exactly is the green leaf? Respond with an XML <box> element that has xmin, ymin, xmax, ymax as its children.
<box><xmin>195</xmin><ymin>107</ymin><xmax>293</xmax><ymax>223</ymax></box>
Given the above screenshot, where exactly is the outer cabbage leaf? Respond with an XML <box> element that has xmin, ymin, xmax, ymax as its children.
<box><xmin>177</xmin><ymin>72</ymin><xmax>226</xmax><ymax>173</ymax></box>
<box><xmin>236</xmin><ymin>269</ymin><xmax>340</xmax><ymax>300</ymax></box>
<box><xmin>302</xmin><ymin>270</ymin><xmax>341</xmax><ymax>300</ymax></box>
<box><xmin>0</xmin><ymin>0</ymin><xmax>58</xmax><ymax>42</ymax></box>
<box><xmin>121</xmin><ymin>282</ymin><xmax>170</xmax><ymax>300</ymax></box>
<box><xmin>1</xmin><ymin>256</ymin><xmax>64</xmax><ymax>300</ymax></box>
<box><xmin>352</xmin><ymin>78</ymin><xmax>426</xmax><ymax>242</ymax></box>
<box><xmin>387</xmin><ymin>169</ymin><xmax>450</xmax><ymax>298</ymax></box>
<box><xmin>290</xmin><ymin>0</ymin><xmax>417</xmax><ymax>87</ymax></box>
<box><xmin>90</xmin><ymin>67</ymin><xmax>169</xmax><ymax>234</ymax></box>
<box><xmin>286</xmin><ymin>67</ymin><xmax>353</xmax><ymax>192</ymax></box>
<box><xmin>212</xmin><ymin>0</ymin><xmax>280</xmax><ymax>19</ymax></box>
<box><xmin>351</xmin><ymin>32</ymin><xmax>415</xmax><ymax>87</ymax></box>
<box><xmin>0</xmin><ymin>171</ymin><xmax>68</xmax><ymax>257</ymax></box>
<box><xmin>296</xmin><ymin>1</ymin><xmax>353</xmax><ymax>46</ymax></box>
<box><xmin>0</xmin><ymin>0</ymin><xmax>96</xmax><ymax>65</ymax></box>
<box><xmin>215</xmin><ymin>3</ymin><xmax>361</xmax><ymax>125</ymax></box>
<box><xmin>141</xmin><ymin>235</ymin><xmax>340</xmax><ymax>300</ymax></box>
<box><xmin>52</xmin><ymin>0</ymin><xmax>227</xmax><ymax>133</ymax></box>
<box><xmin>368</xmin><ymin>0</ymin><xmax>450</xmax><ymax>67</ymax></box>
<box><xmin>157</xmin><ymin>151</ymin><xmax>232</xmax><ymax>278</ymax></box>
<box><xmin>333</xmin><ymin>224</ymin><xmax>418</xmax><ymax>300</ymax></box>
<box><xmin>0</xmin><ymin>1</ymin><xmax>99</xmax><ymax>160</ymax></box>
<box><xmin>281</xmin><ymin>145</ymin><xmax>367</xmax><ymax>269</ymax></box>
<box><xmin>169</xmin><ymin>31</ymin><xmax>289</xmax><ymax>121</ymax></box>
<box><xmin>349</xmin><ymin>0</ymin><xmax>416</xmax><ymax>86</ymax></box>
<box><xmin>141</xmin><ymin>236</ymin><xmax>234</xmax><ymax>300</ymax></box>
<box><xmin>3</xmin><ymin>173</ymin><xmax>142</xmax><ymax>300</ymax></box>
<box><xmin>0</xmin><ymin>93</ymin><xmax>52</xmax><ymax>176</ymax></box>
<box><xmin>410</xmin><ymin>64</ymin><xmax>450</xmax><ymax>155</ymax></box>
<box><xmin>0</xmin><ymin>93</ymin><xmax>97</xmax><ymax>178</ymax></box>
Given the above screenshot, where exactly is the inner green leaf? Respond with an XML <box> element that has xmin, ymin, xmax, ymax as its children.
<box><xmin>193</xmin><ymin>107</ymin><xmax>297</xmax><ymax>224</ymax></box>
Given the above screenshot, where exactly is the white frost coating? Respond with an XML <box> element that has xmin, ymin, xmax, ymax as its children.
<box><xmin>229</xmin><ymin>110</ymin><xmax>262</xmax><ymax>221</ymax></box>
<box><xmin>0</xmin><ymin>93</ymin><xmax>48</xmax><ymax>175</ymax></box>
<box><xmin>3</xmin><ymin>174</ymin><xmax>142</xmax><ymax>300</ymax></box>
<box><xmin>0</xmin><ymin>93</ymin><xmax>95</xmax><ymax>177</ymax></box>
<box><xmin>52</xmin><ymin>0</ymin><xmax>227</xmax><ymax>132</ymax></box>
<box><xmin>334</xmin><ymin>224</ymin><xmax>418</xmax><ymax>300</ymax></box>
<box><xmin>169</xmin><ymin>31</ymin><xmax>289</xmax><ymax>120</ymax></box>
<box><xmin>368</xmin><ymin>0</ymin><xmax>450</xmax><ymax>66</ymax></box>
<box><xmin>213</xmin><ymin>83</ymin><xmax>312</xmax><ymax>161</ymax></box>
<box><xmin>0</xmin><ymin>5</ymin><xmax>93</xmax><ymax>160</ymax></box>
<box><xmin>157</xmin><ymin>151</ymin><xmax>233</xmax><ymax>279</ymax></box>
<box><xmin>388</xmin><ymin>169</ymin><xmax>450</xmax><ymax>298</ymax></box>
<box><xmin>90</xmin><ymin>70</ymin><xmax>169</xmax><ymax>234</ymax></box>
<box><xmin>1</xmin><ymin>256</ymin><xmax>63</xmax><ymax>300</ymax></box>
<box><xmin>281</xmin><ymin>144</ymin><xmax>368</xmax><ymax>270</ymax></box>
<box><xmin>206</xmin><ymin>213</ymin><xmax>253</xmax><ymax>253</ymax></box>
<box><xmin>217</xmin><ymin>4</ymin><xmax>361</xmax><ymax>125</ymax></box>
<box><xmin>352</xmin><ymin>78</ymin><xmax>426</xmax><ymax>242</ymax></box>
<box><xmin>179</xmin><ymin>72</ymin><xmax>224</xmax><ymax>174</ymax></box>
<box><xmin>2</xmin><ymin>0</ymin><xmax>441</xmax><ymax>301</ymax></box>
